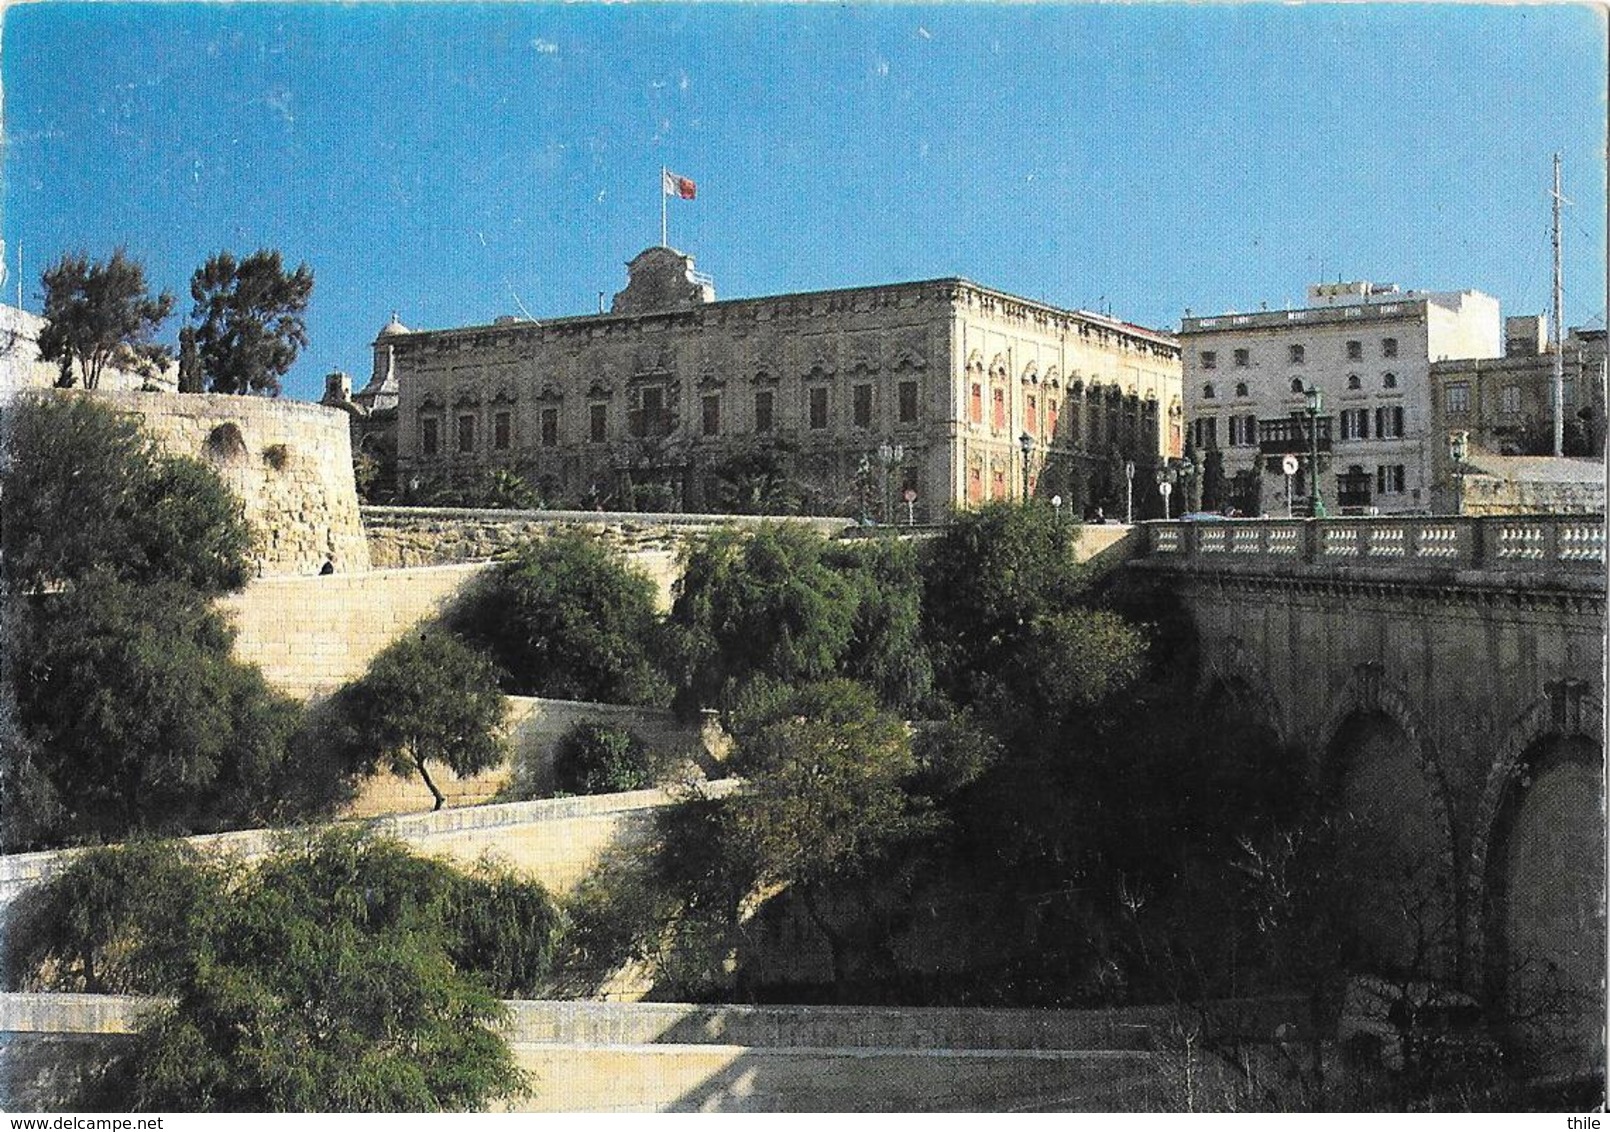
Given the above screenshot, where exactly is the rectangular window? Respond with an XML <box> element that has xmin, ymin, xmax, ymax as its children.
<box><xmin>1228</xmin><ymin>414</ymin><xmax>1257</xmax><ymax>447</ymax></box>
<box><xmin>1376</xmin><ymin>464</ymin><xmax>1405</xmax><ymax>494</ymax></box>
<box><xmin>1288</xmin><ymin>344</ymin><xmax>1306</xmax><ymax>364</ymax></box>
<box><xmin>898</xmin><ymin>381</ymin><xmax>919</xmax><ymax>424</ymax></box>
<box><xmin>1233</xmin><ymin>348</ymin><xmax>1250</xmax><ymax>367</ymax></box>
<box><xmin>809</xmin><ymin>387</ymin><xmax>829</xmax><ymax>430</ymax></box>
<box><xmin>457</xmin><ymin>414</ymin><xmax>476</xmax><ymax>453</ymax></box>
<box><xmin>1445</xmin><ymin>383</ymin><xmax>1470</xmax><ymax>414</ymax></box>
<box><xmin>1193</xmin><ymin>417</ymin><xmax>1218</xmax><ymax>449</ymax></box>
<box><xmin>991</xmin><ymin>468</ymin><xmax>1007</xmax><ymax>500</ymax></box>
<box><xmin>1340</xmin><ymin>408</ymin><xmax>1370</xmax><ymax>441</ymax></box>
<box><xmin>494</xmin><ymin>411</ymin><xmax>511</xmax><ymax>451</ymax></box>
<box><xmin>1201</xmin><ymin>350</ymin><xmax>1218</xmax><ymax>370</ymax></box>
<box><xmin>1026</xmin><ymin>394</ymin><xmax>1039</xmax><ymax>436</ymax></box>
<box><xmin>590</xmin><ymin>402</ymin><xmax>607</xmax><ymax>443</ymax></box>
<box><xmin>991</xmin><ymin>387</ymin><xmax>1007</xmax><ymax>431</ymax></box>
<box><xmin>701</xmin><ymin>395</ymin><xmax>720</xmax><ymax>436</ymax></box>
<box><xmin>421</xmin><ymin>418</ymin><xmax>439</xmax><ymax>456</ymax></box>
<box><xmin>1048</xmin><ymin>398</ymin><xmax>1061</xmax><ymax>440</ymax></box>
<box><xmin>1382</xmin><ymin>337</ymin><xmax>1399</xmax><ymax>358</ymax></box>
<box><xmin>969</xmin><ymin>383</ymin><xmax>983</xmax><ymax>424</ymax></box>
<box><xmin>967</xmin><ymin>465</ymin><xmax>984</xmax><ymax>503</ymax></box>
<box><xmin>853</xmin><ymin>383</ymin><xmax>873</xmax><ymax>429</ymax></box>
<box><xmin>1346</xmin><ymin>340</ymin><xmax>1362</xmax><ymax>361</ymax></box>
<box><xmin>1374</xmin><ymin>405</ymin><xmax>1405</xmax><ymax>439</ymax></box>
<box><xmin>755</xmin><ymin>390</ymin><xmax>774</xmax><ymax>433</ymax></box>
<box><xmin>540</xmin><ymin>407</ymin><xmax>558</xmax><ymax>448</ymax></box>
<box><xmin>1500</xmin><ymin>385</ymin><xmax>1522</xmax><ymax>415</ymax></box>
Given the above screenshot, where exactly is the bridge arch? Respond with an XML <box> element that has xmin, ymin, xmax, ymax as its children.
<box><xmin>1318</xmin><ymin>665</ymin><xmax>1460</xmax><ymax>980</ymax></box>
<box><xmin>1470</xmin><ymin>683</ymin><xmax>1603</xmax><ymax>1067</ymax></box>
<box><xmin>1195</xmin><ymin>634</ymin><xmax>1290</xmax><ymax>747</ymax></box>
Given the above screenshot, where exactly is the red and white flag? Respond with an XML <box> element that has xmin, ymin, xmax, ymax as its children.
<box><xmin>662</xmin><ymin>170</ymin><xmax>697</xmax><ymax>200</ymax></box>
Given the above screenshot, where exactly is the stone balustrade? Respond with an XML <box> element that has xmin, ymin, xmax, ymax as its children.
<box><xmin>1140</xmin><ymin>514</ymin><xmax>1605</xmax><ymax>582</ymax></box>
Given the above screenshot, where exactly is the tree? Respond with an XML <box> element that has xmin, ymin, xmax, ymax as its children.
<box><xmin>7</xmin><ymin>575</ymin><xmax>300</xmax><ymax>848</ymax></box>
<box><xmin>176</xmin><ymin>324</ymin><xmax>204</xmax><ymax>393</ymax></box>
<box><xmin>333</xmin><ymin>629</ymin><xmax>508</xmax><ymax>811</ymax></box>
<box><xmin>50</xmin><ymin>830</ymin><xmax>534</xmax><ymax>1112</ymax></box>
<box><xmin>451</xmin><ymin>533</ymin><xmax>671</xmax><ymax>706</ymax></box>
<box><xmin>919</xmin><ymin>501</ymin><xmax>1088</xmax><ymax>709</ymax></box>
<box><xmin>823</xmin><ymin>537</ymin><xmax>935</xmax><ymax>714</ymax></box>
<box><xmin>550</xmin><ymin>721</ymin><xmax>663</xmax><ymax>796</ymax></box>
<box><xmin>1</xmin><ymin>395</ymin><xmax>254</xmax><ymax>594</ymax></box>
<box><xmin>723</xmin><ymin>679</ymin><xmax>932</xmax><ymax>991</ymax></box>
<box><xmin>1201</xmin><ymin>447</ymin><xmax>1227</xmax><ymax>513</ymax></box>
<box><xmin>190</xmin><ymin>249</ymin><xmax>314</xmax><ymax>396</ymax></box>
<box><xmin>668</xmin><ymin>525</ymin><xmax>857</xmax><ymax>713</ymax></box>
<box><xmin>36</xmin><ymin>248</ymin><xmax>174</xmax><ymax>389</ymax></box>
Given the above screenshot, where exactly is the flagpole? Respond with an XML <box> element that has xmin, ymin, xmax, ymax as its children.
<box><xmin>660</xmin><ymin>166</ymin><xmax>668</xmax><ymax>248</ymax></box>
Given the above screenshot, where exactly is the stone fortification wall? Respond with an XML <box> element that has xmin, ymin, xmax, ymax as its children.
<box><xmin>1</xmin><ymin>991</ymin><xmax>1302</xmax><ymax>1111</ymax></box>
<box><xmin>361</xmin><ymin>508</ymin><xmax>853</xmax><ymax>605</ymax></box>
<box><xmin>79</xmin><ymin>390</ymin><xmax>369</xmax><ymax>576</ymax></box>
<box><xmin>219</xmin><ymin>563</ymin><xmax>492</xmax><ymax>694</ymax></box>
<box><xmin>0</xmin><ymin>786</ymin><xmax>730</xmax><ymax>913</ymax></box>
<box><xmin>345</xmin><ymin>696</ymin><xmax>723</xmax><ymax>817</ymax></box>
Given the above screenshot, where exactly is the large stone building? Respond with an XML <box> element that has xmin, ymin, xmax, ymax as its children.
<box><xmin>375</xmin><ymin>248</ymin><xmax>1182</xmax><ymax>519</ymax></box>
<box><xmin>1179</xmin><ymin>281</ymin><xmax>1501</xmax><ymax>516</ymax></box>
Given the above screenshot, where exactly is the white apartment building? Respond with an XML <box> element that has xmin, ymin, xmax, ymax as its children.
<box><xmin>1179</xmin><ymin>282</ymin><xmax>1500</xmax><ymax>515</ymax></box>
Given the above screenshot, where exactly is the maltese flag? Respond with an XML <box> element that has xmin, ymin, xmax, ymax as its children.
<box><xmin>662</xmin><ymin>170</ymin><xmax>697</xmax><ymax>200</ymax></box>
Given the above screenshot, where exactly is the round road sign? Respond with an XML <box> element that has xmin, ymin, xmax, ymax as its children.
<box><xmin>1158</xmin><ymin>481</ymin><xmax>1173</xmax><ymax>499</ymax></box>
<box><xmin>1282</xmin><ymin>454</ymin><xmax>1299</xmax><ymax>476</ymax></box>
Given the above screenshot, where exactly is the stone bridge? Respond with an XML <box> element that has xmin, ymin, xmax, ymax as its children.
<box><xmin>1122</xmin><ymin>513</ymin><xmax>1604</xmax><ymax>1065</ymax></box>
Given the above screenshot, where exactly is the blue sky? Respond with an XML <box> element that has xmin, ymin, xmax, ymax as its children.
<box><xmin>5</xmin><ymin>3</ymin><xmax>1606</xmax><ymax>402</ymax></box>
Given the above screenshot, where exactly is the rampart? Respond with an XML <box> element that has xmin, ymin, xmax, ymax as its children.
<box><xmin>76</xmin><ymin>390</ymin><xmax>370</xmax><ymax>575</ymax></box>
<box><xmin>1</xmin><ymin>992</ymin><xmax>1299</xmax><ymax>1111</ymax></box>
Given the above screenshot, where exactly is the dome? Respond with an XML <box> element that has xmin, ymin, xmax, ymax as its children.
<box><xmin>376</xmin><ymin>311</ymin><xmax>410</xmax><ymax>339</ymax></box>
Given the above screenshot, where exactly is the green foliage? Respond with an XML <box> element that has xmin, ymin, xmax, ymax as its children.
<box><xmin>37</xmin><ymin>248</ymin><xmax>175</xmax><ymax>389</ymax></box>
<box><xmin>909</xmin><ymin>712</ymin><xmax>1002</xmax><ymax>800</ymax></box>
<box><xmin>176</xmin><ymin>325</ymin><xmax>203</xmax><ymax>393</ymax></box>
<box><xmin>822</xmin><ymin>537</ymin><xmax>935</xmax><ymax>714</ymax></box>
<box><xmin>1201</xmin><ymin>448</ymin><xmax>1227</xmax><ymax>513</ymax></box>
<box><xmin>453</xmin><ymin>533</ymin><xmax>671</xmax><ymax>706</ymax></box>
<box><xmin>702</xmin><ymin>445</ymin><xmax>804</xmax><ymax>515</ymax></box>
<box><xmin>332</xmin><ymin>629</ymin><xmax>508</xmax><ymax>811</ymax></box>
<box><xmin>1</xmin><ymin>395</ymin><xmax>254</xmax><ymax>594</ymax></box>
<box><xmin>190</xmin><ymin>249</ymin><xmax>314</xmax><ymax>396</ymax></box>
<box><xmin>672</xmin><ymin>525</ymin><xmax>935</xmax><ymax>716</ymax></box>
<box><xmin>406</xmin><ymin>468</ymin><xmax>541</xmax><ymax>509</ymax></box>
<box><xmin>2</xmin><ymin>840</ymin><xmax>228</xmax><ymax>994</ymax></box>
<box><xmin>9</xmin><ymin>831</ymin><xmax>551</xmax><ymax>1111</ymax></box>
<box><xmin>551</xmin><ymin>721</ymin><xmax>662</xmax><ymax>796</ymax></box>
<box><xmin>6</xmin><ymin>576</ymin><xmax>300</xmax><ymax>848</ymax></box>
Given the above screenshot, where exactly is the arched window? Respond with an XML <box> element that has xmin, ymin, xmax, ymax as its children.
<box><xmin>1383</xmin><ymin>372</ymin><xmax>1398</xmax><ymax>390</ymax></box>
<box><xmin>1290</xmin><ymin>377</ymin><xmax>1305</xmax><ymax>394</ymax></box>
<box><xmin>1347</xmin><ymin>373</ymin><xmax>1362</xmax><ymax>390</ymax></box>
<box><xmin>1235</xmin><ymin>382</ymin><xmax>1248</xmax><ymax>398</ymax></box>
<box><xmin>1202</xmin><ymin>383</ymin><xmax>1216</xmax><ymax>400</ymax></box>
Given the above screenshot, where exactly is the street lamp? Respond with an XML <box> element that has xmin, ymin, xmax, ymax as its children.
<box><xmin>876</xmin><ymin>440</ymin><xmax>903</xmax><ymax>525</ymax></box>
<box><xmin>1448</xmin><ymin>430</ymin><xmax>1469</xmax><ymax>515</ymax></box>
<box><xmin>1124</xmin><ymin>460</ymin><xmax>1135</xmax><ymax>524</ymax></box>
<box><xmin>1018</xmin><ymin>431</ymin><xmax>1034</xmax><ymax>501</ymax></box>
<box><xmin>1304</xmin><ymin>385</ymin><xmax>1327</xmax><ymax>518</ymax></box>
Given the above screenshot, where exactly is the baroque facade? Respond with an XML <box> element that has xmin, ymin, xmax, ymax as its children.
<box><xmin>376</xmin><ymin>248</ymin><xmax>1181</xmax><ymax>519</ymax></box>
<box><xmin>1180</xmin><ymin>281</ymin><xmax>1500</xmax><ymax>516</ymax></box>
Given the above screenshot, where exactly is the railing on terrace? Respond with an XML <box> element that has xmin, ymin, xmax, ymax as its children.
<box><xmin>1142</xmin><ymin>515</ymin><xmax>1605</xmax><ymax>579</ymax></box>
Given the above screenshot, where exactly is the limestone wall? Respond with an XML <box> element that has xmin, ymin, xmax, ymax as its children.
<box><xmin>219</xmin><ymin>563</ymin><xmax>492</xmax><ymax>694</ymax></box>
<box><xmin>2</xmin><ymin>992</ymin><xmax>1299</xmax><ymax>1112</ymax></box>
<box><xmin>76</xmin><ymin>390</ymin><xmax>369</xmax><ymax>576</ymax></box>
<box><xmin>0</xmin><ymin>786</ymin><xmax>730</xmax><ymax>910</ymax></box>
<box><xmin>345</xmin><ymin>696</ymin><xmax>723</xmax><ymax>817</ymax></box>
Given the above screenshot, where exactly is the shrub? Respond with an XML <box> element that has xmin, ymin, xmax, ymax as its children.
<box><xmin>550</xmin><ymin>721</ymin><xmax>662</xmax><ymax>796</ymax></box>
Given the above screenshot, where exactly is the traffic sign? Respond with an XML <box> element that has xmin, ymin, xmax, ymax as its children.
<box><xmin>1282</xmin><ymin>454</ymin><xmax>1299</xmax><ymax>477</ymax></box>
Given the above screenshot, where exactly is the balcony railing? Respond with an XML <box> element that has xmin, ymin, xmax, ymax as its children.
<box><xmin>1141</xmin><ymin>515</ymin><xmax>1605</xmax><ymax>580</ymax></box>
<box><xmin>1258</xmin><ymin>416</ymin><xmax>1332</xmax><ymax>455</ymax></box>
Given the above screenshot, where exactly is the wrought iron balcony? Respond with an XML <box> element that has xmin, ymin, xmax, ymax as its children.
<box><xmin>1258</xmin><ymin>416</ymin><xmax>1332</xmax><ymax>455</ymax></box>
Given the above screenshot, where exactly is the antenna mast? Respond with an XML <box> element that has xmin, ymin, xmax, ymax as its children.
<box><xmin>1551</xmin><ymin>153</ymin><xmax>1565</xmax><ymax>457</ymax></box>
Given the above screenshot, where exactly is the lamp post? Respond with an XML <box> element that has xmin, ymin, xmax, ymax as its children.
<box><xmin>1051</xmin><ymin>494</ymin><xmax>1063</xmax><ymax>525</ymax></box>
<box><xmin>1304</xmin><ymin>385</ymin><xmax>1327</xmax><ymax>518</ymax></box>
<box><xmin>1448</xmin><ymin>430</ymin><xmax>1469</xmax><ymax>515</ymax></box>
<box><xmin>1018</xmin><ymin>431</ymin><xmax>1034</xmax><ymax>501</ymax></box>
<box><xmin>876</xmin><ymin>440</ymin><xmax>903</xmax><ymax>526</ymax></box>
<box><xmin>1124</xmin><ymin>460</ymin><xmax>1135</xmax><ymax>524</ymax></box>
